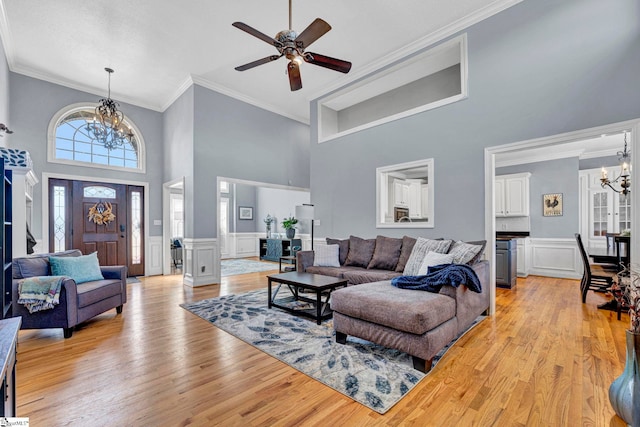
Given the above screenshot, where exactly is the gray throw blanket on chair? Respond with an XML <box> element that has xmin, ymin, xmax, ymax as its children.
<box><xmin>391</xmin><ymin>264</ymin><xmax>482</xmax><ymax>293</ymax></box>
<box><xmin>18</xmin><ymin>276</ymin><xmax>65</xmax><ymax>313</ymax></box>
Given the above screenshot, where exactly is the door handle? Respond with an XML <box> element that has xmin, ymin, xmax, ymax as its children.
<box><xmin>120</xmin><ymin>224</ymin><xmax>125</xmax><ymax>237</ymax></box>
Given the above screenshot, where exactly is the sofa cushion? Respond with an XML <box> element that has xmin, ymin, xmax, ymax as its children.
<box><xmin>13</xmin><ymin>249</ymin><xmax>82</xmax><ymax>279</ymax></box>
<box><xmin>447</xmin><ymin>240</ymin><xmax>484</xmax><ymax>265</ymax></box>
<box><xmin>313</xmin><ymin>244</ymin><xmax>340</xmax><ymax>267</ymax></box>
<box><xmin>341</xmin><ymin>270</ymin><xmax>401</xmax><ymax>285</ymax></box>
<box><xmin>344</xmin><ymin>236</ymin><xmax>376</xmax><ymax>268</ymax></box>
<box><xmin>331</xmin><ymin>281</ymin><xmax>456</xmax><ymax>335</ymax></box>
<box><xmin>367</xmin><ymin>236</ymin><xmax>402</xmax><ymax>270</ymax></box>
<box><xmin>49</xmin><ymin>252</ymin><xmax>104</xmax><ymax>284</ymax></box>
<box><xmin>326</xmin><ymin>238</ymin><xmax>350</xmax><ymax>265</ymax></box>
<box><xmin>395</xmin><ymin>236</ymin><xmax>417</xmax><ymax>272</ymax></box>
<box><xmin>403</xmin><ymin>238</ymin><xmax>453</xmax><ymax>275</ymax></box>
<box><xmin>417</xmin><ymin>252</ymin><xmax>455</xmax><ymax>275</ymax></box>
<box><xmin>304</xmin><ymin>265</ymin><xmax>365</xmax><ymax>278</ymax></box>
<box><xmin>76</xmin><ymin>279</ymin><xmax>123</xmax><ymax>308</ymax></box>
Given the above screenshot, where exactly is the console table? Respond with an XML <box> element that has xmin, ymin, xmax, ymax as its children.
<box><xmin>259</xmin><ymin>238</ymin><xmax>301</xmax><ymax>262</ymax></box>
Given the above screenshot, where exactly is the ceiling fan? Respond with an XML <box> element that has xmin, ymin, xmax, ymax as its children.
<box><xmin>232</xmin><ymin>0</ymin><xmax>352</xmax><ymax>91</ymax></box>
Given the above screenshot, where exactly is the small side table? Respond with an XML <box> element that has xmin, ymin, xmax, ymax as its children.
<box><xmin>279</xmin><ymin>255</ymin><xmax>297</xmax><ymax>273</ymax></box>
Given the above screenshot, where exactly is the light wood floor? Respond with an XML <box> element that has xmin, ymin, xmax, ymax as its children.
<box><xmin>16</xmin><ymin>269</ymin><xmax>630</xmax><ymax>426</ymax></box>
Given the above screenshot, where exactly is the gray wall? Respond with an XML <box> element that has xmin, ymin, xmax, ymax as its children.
<box><xmin>191</xmin><ymin>84</ymin><xmax>310</xmax><ymax>239</ymax></box>
<box><xmin>579</xmin><ymin>155</ymin><xmax>620</xmax><ymax>170</ymax></box>
<box><xmin>163</xmin><ymin>86</ymin><xmax>195</xmax><ymax>236</ymax></box>
<box><xmin>233</xmin><ymin>183</ymin><xmax>257</xmax><ymax>233</ymax></box>
<box><xmin>8</xmin><ymin>73</ymin><xmax>164</xmax><ymax>239</ymax></box>
<box><xmin>0</xmin><ymin>33</ymin><xmax>9</xmax><ymax>143</ymax></box>
<box><xmin>310</xmin><ymin>0</ymin><xmax>640</xmax><ymax>241</ymax></box>
<box><xmin>497</xmin><ymin>158</ymin><xmax>579</xmax><ymax>238</ymax></box>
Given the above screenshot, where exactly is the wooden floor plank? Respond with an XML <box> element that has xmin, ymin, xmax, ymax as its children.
<box><xmin>14</xmin><ymin>268</ymin><xmax>631</xmax><ymax>426</ymax></box>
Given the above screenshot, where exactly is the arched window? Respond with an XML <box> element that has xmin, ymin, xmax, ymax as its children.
<box><xmin>48</xmin><ymin>104</ymin><xmax>145</xmax><ymax>172</ymax></box>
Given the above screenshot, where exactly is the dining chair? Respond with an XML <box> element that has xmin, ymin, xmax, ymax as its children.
<box><xmin>575</xmin><ymin>233</ymin><xmax>618</xmax><ymax>304</ymax></box>
<box><xmin>614</xmin><ymin>235</ymin><xmax>631</xmax><ymax>272</ymax></box>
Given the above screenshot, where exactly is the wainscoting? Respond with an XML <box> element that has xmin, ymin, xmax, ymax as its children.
<box><xmin>146</xmin><ymin>236</ymin><xmax>163</xmax><ymax>276</ymax></box>
<box><xmin>519</xmin><ymin>238</ymin><xmax>582</xmax><ymax>280</ymax></box>
<box><xmin>221</xmin><ymin>233</ymin><xmax>315</xmax><ymax>259</ymax></box>
<box><xmin>183</xmin><ymin>238</ymin><xmax>218</xmax><ymax>287</ymax></box>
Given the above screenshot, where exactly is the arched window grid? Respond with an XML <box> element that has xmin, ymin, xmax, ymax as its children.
<box><xmin>47</xmin><ymin>103</ymin><xmax>146</xmax><ymax>173</ymax></box>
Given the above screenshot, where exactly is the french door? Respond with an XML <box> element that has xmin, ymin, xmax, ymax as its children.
<box><xmin>49</xmin><ymin>178</ymin><xmax>145</xmax><ymax>276</ymax></box>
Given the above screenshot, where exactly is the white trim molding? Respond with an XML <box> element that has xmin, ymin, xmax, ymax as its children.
<box><xmin>183</xmin><ymin>238</ymin><xmax>218</xmax><ymax>287</ymax></box>
<box><xmin>221</xmin><ymin>232</ymin><xmax>261</xmax><ymax>259</ymax></box>
<box><xmin>526</xmin><ymin>238</ymin><xmax>582</xmax><ymax>280</ymax></box>
<box><xmin>146</xmin><ymin>236</ymin><xmax>163</xmax><ymax>276</ymax></box>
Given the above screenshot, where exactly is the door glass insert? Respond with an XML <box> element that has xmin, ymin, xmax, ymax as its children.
<box><xmin>84</xmin><ymin>186</ymin><xmax>116</xmax><ymax>199</ymax></box>
<box><xmin>619</xmin><ymin>194</ymin><xmax>631</xmax><ymax>233</ymax></box>
<box><xmin>592</xmin><ymin>192</ymin><xmax>608</xmax><ymax>237</ymax></box>
<box><xmin>131</xmin><ymin>191</ymin><xmax>141</xmax><ymax>264</ymax></box>
<box><xmin>53</xmin><ymin>185</ymin><xmax>66</xmax><ymax>252</ymax></box>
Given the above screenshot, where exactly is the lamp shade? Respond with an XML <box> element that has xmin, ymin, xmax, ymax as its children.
<box><xmin>295</xmin><ymin>204</ymin><xmax>315</xmax><ymax>220</ymax></box>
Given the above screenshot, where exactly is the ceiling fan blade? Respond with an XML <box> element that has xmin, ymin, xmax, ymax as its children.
<box><xmin>294</xmin><ymin>18</ymin><xmax>331</xmax><ymax>49</ymax></box>
<box><xmin>288</xmin><ymin>61</ymin><xmax>302</xmax><ymax>91</ymax></box>
<box><xmin>232</xmin><ymin>22</ymin><xmax>283</xmax><ymax>48</ymax></box>
<box><xmin>303</xmin><ymin>52</ymin><xmax>352</xmax><ymax>74</ymax></box>
<box><xmin>235</xmin><ymin>55</ymin><xmax>282</xmax><ymax>71</ymax></box>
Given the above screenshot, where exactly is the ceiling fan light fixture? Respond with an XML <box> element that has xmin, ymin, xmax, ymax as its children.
<box><xmin>232</xmin><ymin>1</ymin><xmax>351</xmax><ymax>91</ymax></box>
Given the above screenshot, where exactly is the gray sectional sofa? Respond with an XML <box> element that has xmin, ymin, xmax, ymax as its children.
<box><xmin>12</xmin><ymin>249</ymin><xmax>127</xmax><ymax>338</ymax></box>
<box><xmin>296</xmin><ymin>235</ymin><xmax>490</xmax><ymax>373</ymax></box>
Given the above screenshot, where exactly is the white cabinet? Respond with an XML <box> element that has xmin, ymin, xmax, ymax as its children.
<box><xmin>495</xmin><ymin>173</ymin><xmax>530</xmax><ymax>217</ymax></box>
<box><xmin>516</xmin><ymin>238</ymin><xmax>529</xmax><ymax>277</ymax></box>
<box><xmin>393</xmin><ymin>181</ymin><xmax>409</xmax><ymax>207</ymax></box>
<box><xmin>408</xmin><ymin>181</ymin><xmax>422</xmax><ymax>218</ymax></box>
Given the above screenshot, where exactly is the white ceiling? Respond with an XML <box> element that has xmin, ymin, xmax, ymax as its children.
<box><xmin>0</xmin><ymin>0</ymin><xmax>521</xmax><ymax>124</ymax></box>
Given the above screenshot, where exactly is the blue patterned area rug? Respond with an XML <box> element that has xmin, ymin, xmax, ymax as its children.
<box><xmin>220</xmin><ymin>259</ymin><xmax>279</xmax><ymax>277</ymax></box>
<box><xmin>181</xmin><ymin>289</ymin><xmax>485</xmax><ymax>414</ymax></box>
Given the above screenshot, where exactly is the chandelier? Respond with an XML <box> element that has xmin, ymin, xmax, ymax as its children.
<box><xmin>601</xmin><ymin>131</ymin><xmax>631</xmax><ymax>196</ymax></box>
<box><xmin>85</xmin><ymin>68</ymin><xmax>135</xmax><ymax>150</ymax></box>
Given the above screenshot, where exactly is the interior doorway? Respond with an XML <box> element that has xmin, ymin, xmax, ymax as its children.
<box><xmin>48</xmin><ymin>178</ymin><xmax>145</xmax><ymax>276</ymax></box>
<box><xmin>163</xmin><ymin>178</ymin><xmax>185</xmax><ymax>275</ymax></box>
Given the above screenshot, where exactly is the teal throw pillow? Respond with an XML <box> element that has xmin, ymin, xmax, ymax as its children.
<box><xmin>49</xmin><ymin>252</ymin><xmax>104</xmax><ymax>284</ymax></box>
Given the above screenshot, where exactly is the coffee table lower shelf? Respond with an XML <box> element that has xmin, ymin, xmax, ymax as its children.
<box><xmin>267</xmin><ymin>272</ymin><xmax>348</xmax><ymax>325</ymax></box>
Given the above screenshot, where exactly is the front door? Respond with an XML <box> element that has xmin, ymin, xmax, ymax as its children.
<box><xmin>49</xmin><ymin>179</ymin><xmax>145</xmax><ymax>276</ymax></box>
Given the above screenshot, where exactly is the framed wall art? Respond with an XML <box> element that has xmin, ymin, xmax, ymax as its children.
<box><xmin>543</xmin><ymin>193</ymin><xmax>563</xmax><ymax>216</ymax></box>
<box><xmin>239</xmin><ymin>206</ymin><xmax>253</xmax><ymax>220</ymax></box>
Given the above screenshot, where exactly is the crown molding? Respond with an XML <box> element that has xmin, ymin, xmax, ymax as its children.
<box><xmin>0</xmin><ymin>1</ymin><xmax>15</xmax><ymax>70</ymax></box>
<box><xmin>308</xmin><ymin>0</ymin><xmax>523</xmax><ymax>102</ymax></box>
<box><xmin>160</xmin><ymin>75</ymin><xmax>196</xmax><ymax>112</ymax></box>
<box><xmin>190</xmin><ymin>75</ymin><xmax>309</xmax><ymax>124</ymax></box>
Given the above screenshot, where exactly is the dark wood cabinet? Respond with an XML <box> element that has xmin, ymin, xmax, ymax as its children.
<box><xmin>259</xmin><ymin>238</ymin><xmax>302</xmax><ymax>262</ymax></box>
<box><xmin>0</xmin><ymin>317</ymin><xmax>20</xmax><ymax>417</ymax></box>
<box><xmin>496</xmin><ymin>239</ymin><xmax>517</xmax><ymax>289</ymax></box>
<box><xmin>0</xmin><ymin>160</ymin><xmax>11</xmax><ymax>318</ymax></box>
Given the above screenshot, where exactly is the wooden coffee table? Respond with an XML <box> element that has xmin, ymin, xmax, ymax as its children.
<box><xmin>267</xmin><ymin>272</ymin><xmax>348</xmax><ymax>324</ymax></box>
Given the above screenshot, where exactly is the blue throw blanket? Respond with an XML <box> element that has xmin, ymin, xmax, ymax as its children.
<box><xmin>391</xmin><ymin>264</ymin><xmax>482</xmax><ymax>293</ymax></box>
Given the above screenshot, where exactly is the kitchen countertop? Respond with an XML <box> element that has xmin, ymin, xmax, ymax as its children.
<box><xmin>496</xmin><ymin>231</ymin><xmax>530</xmax><ymax>240</ymax></box>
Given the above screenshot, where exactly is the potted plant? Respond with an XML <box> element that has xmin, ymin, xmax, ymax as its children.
<box><xmin>609</xmin><ymin>263</ymin><xmax>640</xmax><ymax>426</ymax></box>
<box><xmin>281</xmin><ymin>216</ymin><xmax>298</xmax><ymax>239</ymax></box>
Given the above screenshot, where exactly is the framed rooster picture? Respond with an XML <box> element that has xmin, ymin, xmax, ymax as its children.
<box><xmin>543</xmin><ymin>193</ymin><xmax>563</xmax><ymax>216</ymax></box>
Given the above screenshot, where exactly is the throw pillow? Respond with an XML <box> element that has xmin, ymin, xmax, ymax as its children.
<box><xmin>403</xmin><ymin>237</ymin><xmax>453</xmax><ymax>275</ymax></box>
<box><xmin>417</xmin><ymin>251</ymin><xmax>455</xmax><ymax>275</ymax></box>
<box><xmin>343</xmin><ymin>236</ymin><xmax>376</xmax><ymax>268</ymax></box>
<box><xmin>448</xmin><ymin>240</ymin><xmax>484</xmax><ymax>265</ymax></box>
<box><xmin>395</xmin><ymin>236</ymin><xmax>417</xmax><ymax>272</ymax></box>
<box><xmin>313</xmin><ymin>244</ymin><xmax>340</xmax><ymax>267</ymax></box>
<box><xmin>368</xmin><ymin>236</ymin><xmax>403</xmax><ymax>270</ymax></box>
<box><xmin>465</xmin><ymin>240</ymin><xmax>487</xmax><ymax>265</ymax></box>
<box><xmin>49</xmin><ymin>252</ymin><xmax>104</xmax><ymax>284</ymax></box>
<box><xmin>325</xmin><ymin>238</ymin><xmax>350</xmax><ymax>265</ymax></box>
